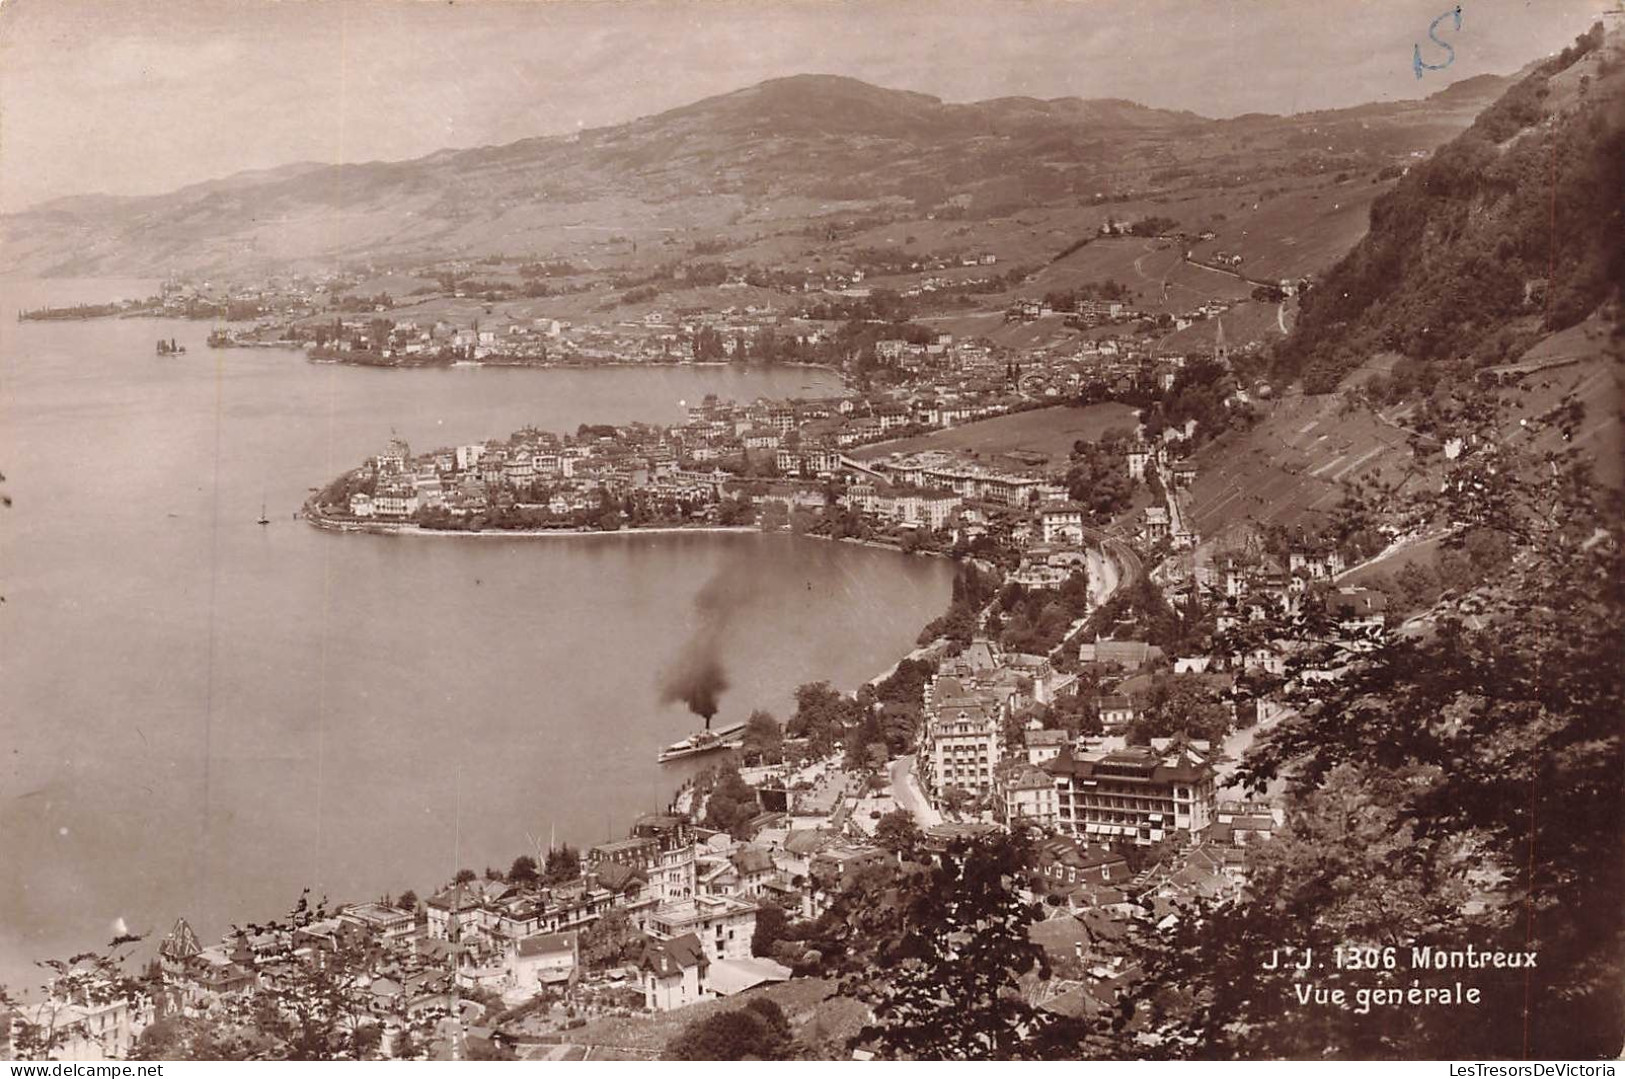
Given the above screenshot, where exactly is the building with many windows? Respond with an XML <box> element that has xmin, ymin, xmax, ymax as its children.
<box><xmin>1038</xmin><ymin>502</ymin><xmax>1086</xmax><ymax>545</ymax></box>
<box><xmin>643</xmin><ymin>894</ymin><xmax>757</xmax><ymax>964</ymax></box>
<box><xmin>1046</xmin><ymin>739</ymin><xmax>1216</xmax><ymax>844</ymax></box>
<box><xmin>994</xmin><ymin>761</ymin><xmax>1061</xmax><ymax>828</ymax></box>
<box><xmin>590</xmin><ymin>817</ymin><xmax>698</xmax><ymax>903</ymax></box>
<box><xmin>918</xmin><ymin>676</ymin><xmax>1005</xmax><ymax>803</ymax></box>
<box><xmin>340</xmin><ymin>902</ymin><xmax>417</xmax><ymax>949</ymax></box>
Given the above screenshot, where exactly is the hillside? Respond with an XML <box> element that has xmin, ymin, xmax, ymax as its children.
<box><xmin>1183</xmin><ymin>390</ymin><xmax>1422</xmax><ymax>536</ymax></box>
<box><xmin>1276</xmin><ymin>23</ymin><xmax>1625</xmax><ymax>392</ymax></box>
<box><xmin>1174</xmin><ymin>24</ymin><xmax>1625</xmax><ymax>546</ymax></box>
<box><xmin>0</xmin><ymin>72</ymin><xmax>1511</xmax><ymax>280</ymax></box>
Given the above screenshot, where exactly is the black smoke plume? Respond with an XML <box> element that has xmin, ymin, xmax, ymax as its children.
<box><xmin>657</xmin><ymin>559</ymin><xmax>763</xmax><ymax>725</ymax></box>
<box><xmin>661</xmin><ymin>646</ymin><xmax>729</xmax><ymax>723</ymax></box>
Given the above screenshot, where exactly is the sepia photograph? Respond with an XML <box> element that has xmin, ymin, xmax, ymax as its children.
<box><xmin>0</xmin><ymin>0</ymin><xmax>1621</xmax><ymax>1065</ymax></box>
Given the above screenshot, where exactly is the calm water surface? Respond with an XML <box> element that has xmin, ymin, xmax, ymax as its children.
<box><xmin>0</xmin><ymin>279</ymin><xmax>952</xmax><ymax>982</ymax></box>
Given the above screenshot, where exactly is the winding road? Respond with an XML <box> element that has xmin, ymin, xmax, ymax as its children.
<box><xmin>888</xmin><ymin>756</ymin><xmax>942</xmax><ymax>828</ymax></box>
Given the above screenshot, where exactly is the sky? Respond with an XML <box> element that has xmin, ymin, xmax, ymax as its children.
<box><xmin>0</xmin><ymin>0</ymin><xmax>1614</xmax><ymax>212</ymax></box>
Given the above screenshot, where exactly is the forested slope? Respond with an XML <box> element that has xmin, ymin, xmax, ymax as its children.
<box><xmin>1278</xmin><ymin>24</ymin><xmax>1624</xmax><ymax>392</ymax></box>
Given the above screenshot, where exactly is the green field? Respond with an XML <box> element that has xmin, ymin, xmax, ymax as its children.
<box><xmin>1193</xmin><ymin>176</ymin><xmax>1391</xmax><ymax>283</ymax></box>
<box><xmin>851</xmin><ymin>402</ymin><xmax>1140</xmax><ymax>465</ymax></box>
<box><xmin>1156</xmin><ymin>298</ymin><xmax>1287</xmax><ymax>354</ymax></box>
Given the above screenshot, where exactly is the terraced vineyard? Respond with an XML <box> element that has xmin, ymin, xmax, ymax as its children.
<box><xmin>1182</xmin><ymin>392</ymin><xmax>1423</xmax><ymax>534</ymax></box>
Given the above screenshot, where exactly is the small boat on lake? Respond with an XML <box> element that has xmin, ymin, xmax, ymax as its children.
<box><xmin>658</xmin><ymin>721</ymin><xmax>746</xmax><ymax>763</ymax></box>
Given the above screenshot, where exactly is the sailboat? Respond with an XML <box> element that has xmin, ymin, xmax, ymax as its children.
<box><xmin>257</xmin><ymin>500</ymin><xmax>270</xmax><ymax>525</ymax></box>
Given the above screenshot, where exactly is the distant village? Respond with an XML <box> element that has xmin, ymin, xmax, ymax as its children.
<box><xmin>24</xmin><ymin>220</ymin><xmax>1310</xmax><ymax>401</ymax></box>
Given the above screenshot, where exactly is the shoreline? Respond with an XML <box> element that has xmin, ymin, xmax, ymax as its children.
<box><xmin>308</xmin><ymin>355</ymin><xmax>845</xmax><ymax>376</ymax></box>
<box><xmin>303</xmin><ymin>511</ymin><xmax>760</xmax><ymax>539</ymax></box>
<box><xmin>302</xmin><ymin>509</ymin><xmax>950</xmax><ymax>560</ymax></box>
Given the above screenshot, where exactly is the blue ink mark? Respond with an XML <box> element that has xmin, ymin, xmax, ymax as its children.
<box><xmin>1415</xmin><ymin>5</ymin><xmax>1464</xmax><ymax>79</ymax></box>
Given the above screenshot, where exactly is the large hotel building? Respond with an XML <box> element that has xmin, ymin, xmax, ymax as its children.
<box><xmin>1045</xmin><ymin>740</ymin><xmax>1216</xmax><ymax>844</ymax></box>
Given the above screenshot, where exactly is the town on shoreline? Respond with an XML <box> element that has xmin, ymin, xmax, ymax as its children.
<box><xmin>13</xmin><ymin>206</ymin><xmax>1574</xmax><ymax>1061</ymax></box>
<box><xmin>14</xmin><ymin>331</ymin><xmax>1410</xmax><ymax>1059</ymax></box>
<box><xmin>8</xmin><ymin>11</ymin><xmax>1622</xmax><ymax>1062</ymax></box>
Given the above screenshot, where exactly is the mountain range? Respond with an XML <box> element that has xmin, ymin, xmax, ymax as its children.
<box><xmin>1</xmin><ymin>72</ymin><xmax>1516</xmax><ymax>279</ymax></box>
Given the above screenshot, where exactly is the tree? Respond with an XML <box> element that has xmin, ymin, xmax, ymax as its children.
<box><xmin>752</xmin><ymin>900</ymin><xmax>793</xmax><ymax>958</ymax></box>
<box><xmin>787</xmin><ymin>681</ymin><xmax>862</xmax><ymax>757</ymax></box>
<box><xmin>1066</xmin><ymin>442</ymin><xmax>1133</xmax><ymax>522</ymax></box>
<box><xmin>703</xmin><ymin>765</ymin><xmax>762</xmax><ymax>839</ymax></box>
<box><xmin>453</xmin><ymin>868</ymin><xmax>477</xmax><ymax>886</ymax></box>
<box><xmin>743</xmin><ymin>708</ymin><xmax>783</xmax><ymax>765</ymax></box>
<box><xmin>396</xmin><ymin>889</ymin><xmax>418</xmax><ymax>913</ymax></box>
<box><xmin>132</xmin><ymin>1015</ymin><xmax>258</xmax><ymax>1061</ymax></box>
<box><xmin>225</xmin><ymin>891</ymin><xmax>376</xmax><ymax>1060</ymax></box>
<box><xmin>844</xmin><ymin>832</ymin><xmax>1089</xmax><ymax>1059</ymax></box>
<box><xmin>350</xmin><ymin>1023</ymin><xmax>383</xmax><ymax>1060</ymax></box>
<box><xmin>1122</xmin><ymin>449</ymin><xmax>1624</xmax><ymax>1058</ymax></box>
<box><xmin>1390</xmin><ymin>560</ymin><xmax>1437</xmax><ymax>613</ymax></box>
<box><xmin>543</xmin><ymin>845</ymin><xmax>582</xmax><ymax>885</ymax></box>
<box><xmin>508</xmin><ymin>855</ymin><xmax>539</xmax><ymax>887</ymax></box>
<box><xmin>919</xmin><ymin>563</ymin><xmax>1002</xmax><ymax>647</ymax></box>
<box><xmin>939</xmin><ymin>786</ymin><xmax>975</xmax><ymax>817</ymax></box>
<box><xmin>665</xmin><ymin>998</ymin><xmax>797</xmax><ymax>1060</ymax></box>
<box><xmin>758</xmin><ymin>499</ymin><xmax>790</xmax><ymax>532</ymax></box>
<box><xmin>1126</xmin><ymin>674</ymin><xmax>1230</xmax><ymax>744</ymax></box>
<box><xmin>4</xmin><ymin>938</ymin><xmax>151</xmax><ymax>1061</ymax></box>
<box><xmin>580</xmin><ymin>907</ymin><xmax>641</xmax><ymax>969</ymax></box>
<box><xmin>391</xmin><ymin>1027</ymin><xmax>422</xmax><ymax>1061</ymax></box>
<box><xmin>466</xmin><ymin>1033</ymin><xmax>517</xmax><ymax>1060</ymax></box>
<box><xmin>875</xmin><ymin>658</ymin><xmax>936</xmax><ymax>709</ymax></box>
<box><xmin>873</xmin><ymin>810</ymin><xmax>923</xmax><ymax>858</ymax></box>
<box><xmin>843</xmin><ymin>708</ymin><xmax>885</xmax><ymax>773</ymax></box>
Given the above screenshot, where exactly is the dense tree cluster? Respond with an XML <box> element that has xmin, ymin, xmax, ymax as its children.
<box><xmin>1124</xmin><ymin>674</ymin><xmax>1231</xmax><ymax>745</ymax></box>
<box><xmin>1277</xmin><ymin>25</ymin><xmax>1624</xmax><ymax>391</ymax></box>
<box><xmin>1138</xmin><ymin>357</ymin><xmax>1253</xmax><ymax>450</ymax></box>
<box><xmin>543</xmin><ymin>845</ymin><xmax>582</xmax><ymax>885</ymax></box>
<box><xmin>664</xmin><ymin>998</ymin><xmax>798</xmax><ymax>1060</ymax></box>
<box><xmin>822</xmin><ymin>832</ymin><xmax>1097</xmax><ymax>1059</ymax></box>
<box><xmin>872</xmin><ymin>810</ymin><xmax>924</xmax><ymax>857</ymax></box>
<box><xmin>1042</xmin><ymin>278</ymin><xmax>1132</xmax><ymax>313</ymax></box>
<box><xmin>700</xmin><ymin>764</ymin><xmax>762</xmax><ymax>839</ymax></box>
<box><xmin>1016</xmin><ymin>682</ymin><xmax>1105</xmax><ymax>740</ymax></box>
<box><xmin>1118</xmin><ymin>443</ymin><xmax>1623</xmax><ymax>1058</ymax></box>
<box><xmin>917</xmin><ymin>563</ymin><xmax>1001</xmax><ymax>649</ymax></box>
<box><xmin>1065</xmin><ymin>429</ymin><xmax>1136</xmax><ymax>522</ymax></box>
<box><xmin>741</xmin><ymin>708</ymin><xmax>784</xmax><ymax>765</ymax></box>
<box><xmin>987</xmin><ymin>571</ymin><xmax>1092</xmax><ymax>656</ymax></box>
<box><xmin>1368</xmin><ymin>526</ymin><xmax>1515</xmax><ymax>615</ymax></box>
<box><xmin>579</xmin><ymin>907</ymin><xmax>642</xmax><ymax>969</ymax></box>
<box><xmin>785</xmin><ymin>681</ymin><xmax>865</xmax><ymax>759</ymax></box>
<box><xmin>862</xmin><ymin>657</ymin><xmax>938</xmax><ymax>753</ymax></box>
<box><xmin>1080</xmin><ymin>574</ymin><xmax>1208</xmax><ymax>655</ymax></box>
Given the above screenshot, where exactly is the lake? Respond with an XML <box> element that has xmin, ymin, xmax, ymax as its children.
<box><xmin>0</xmin><ymin>279</ymin><xmax>953</xmax><ymax>984</ymax></box>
